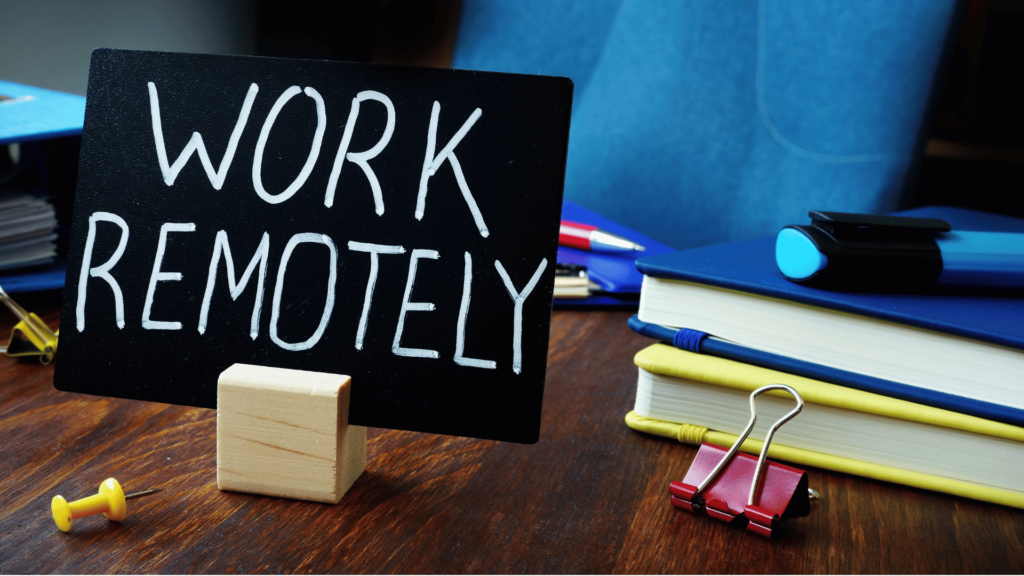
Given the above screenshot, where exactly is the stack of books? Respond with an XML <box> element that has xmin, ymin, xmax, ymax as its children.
<box><xmin>627</xmin><ymin>206</ymin><xmax>1024</xmax><ymax>508</ymax></box>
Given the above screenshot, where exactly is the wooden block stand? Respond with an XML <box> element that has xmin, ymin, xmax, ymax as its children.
<box><xmin>217</xmin><ymin>364</ymin><xmax>366</xmax><ymax>504</ymax></box>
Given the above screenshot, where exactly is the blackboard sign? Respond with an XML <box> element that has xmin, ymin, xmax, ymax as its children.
<box><xmin>54</xmin><ymin>49</ymin><xmax>573</xmax><ymax>444</ymax></box>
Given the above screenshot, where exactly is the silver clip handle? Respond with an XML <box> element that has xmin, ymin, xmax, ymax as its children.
<box><xmin>691</xmin><ymin>384</ymin><xmax>804</xmax><ymax>506</ymax></box>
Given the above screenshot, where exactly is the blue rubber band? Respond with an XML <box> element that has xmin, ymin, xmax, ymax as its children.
<box><xmin>672</xmin><ymin>328</ymin><xmax>708</xmax><ymax>353</ymax></box>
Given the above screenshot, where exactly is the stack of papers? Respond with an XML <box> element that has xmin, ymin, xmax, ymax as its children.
<box><xmin>553</xmin><ymin>264</ymin><xmax>593</xmax><ymax>298</ymax></box>
<box><xmin>0</xmin><ymin>191</ymin><xmax>58</xmax><ymax>271</ymax></box>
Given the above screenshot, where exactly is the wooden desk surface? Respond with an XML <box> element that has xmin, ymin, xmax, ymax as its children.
<box><xmin>1</xmin><ymin>297</ymin><xmax>1022</xmax><ymax>574</ymax></box>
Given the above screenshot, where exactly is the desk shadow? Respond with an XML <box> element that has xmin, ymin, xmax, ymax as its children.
<box><xmin>54</xmin><ymin>519</ymin><xmax>129</xmax><ymax>542</ymax></box>
<box><xmin>335</xmin><ymin>469</ymin><xmax>407</xmax><ymax>517</ymax></box>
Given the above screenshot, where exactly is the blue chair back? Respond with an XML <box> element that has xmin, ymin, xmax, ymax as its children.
<box><xmin>453</xmin><ymin>0</ymin><xmax>961</xmax><ymax>248</ymax></box>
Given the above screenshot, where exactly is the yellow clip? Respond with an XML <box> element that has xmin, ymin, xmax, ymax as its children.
<box><xmin>0</xmin><ymin>283</ymin><xmax>58</xmax><ymax>364</ymax></box>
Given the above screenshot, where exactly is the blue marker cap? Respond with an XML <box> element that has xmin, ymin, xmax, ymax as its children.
<box><xmin>776</xmin><ymin>228</ymin><xmax>828</xmax><ymax>280</ymax></box>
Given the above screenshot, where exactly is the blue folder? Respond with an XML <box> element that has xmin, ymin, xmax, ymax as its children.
<box><xmin>555</xmin><ymin>201</ymin><xmax>672</xmax><ymax>308</ymax></box>
<box><xmin>631</xmin><ymin>206</ymin><xmax>1024</xmax><ymax>427</ymax></box>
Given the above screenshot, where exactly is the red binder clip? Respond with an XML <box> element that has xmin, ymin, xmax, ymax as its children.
<box><xmin>669</xmin><ymin>384</ymin><xmax>819</xmax><ymax>537</ymax></box>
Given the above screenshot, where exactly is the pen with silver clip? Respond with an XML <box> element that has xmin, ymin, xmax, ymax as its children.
<box><xmin>559</xmin><ymin>220</ymin><xmax>645</xmax><ymax>254</ymax></box>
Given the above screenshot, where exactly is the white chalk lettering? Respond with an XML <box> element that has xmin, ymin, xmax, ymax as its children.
<box><xmin>270</xmin><ymin>233</ymin><xmax>337</xmax><ymax>351</ymax></box>
<box><xmin>142</xmin><ymin>222</ymin><xmax>196</xmax><ymax>330</ymax></box>
<box><xmin>495</xmin><ymin>258</ymin><xmax>548</xmax><ymax>374</ymax></box>
<box><xmin>76</xmin><ymin>212</ymin><xmax>130</xmax><ymax>331</ymax></box>
<box><xmin>325</xmin><ymin>91</ymin><xmax>396</xmax><ymax>213</ymax></box>
<box><xmin>198</xmin><ymin>231</ymin><xmax>270</xmax><ymax>339</ymax></box>
<box><xmin>455</xmin><ymin>252</ymin><xmax>497</xmax><ymax>369</ymax></box>
<box><xmin>148</xmin><ymin>82</ymin><xmax>258</xmax><ymax>189</ymax></box>
<box><xmin>253</xmin><ymin>86</ymin><xmax>327</xmax><ymax>204</ymax></box>
<box><xmin>392</xmin><ymin>248</ymin><xmax>440</xmax><ymax>359</ymax></box>
<box><xmin>415</xmin><ymin>102</ymin><xmax>489</xmax><ymax>237</ymax></box>
<box><xmin>348</xmin><ymin>241</ymin><xmax>405</xmax><ymax>350</ymax></box>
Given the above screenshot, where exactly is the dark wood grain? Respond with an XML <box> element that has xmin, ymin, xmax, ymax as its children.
<box><xmin>1</xmin><ymin>294</ymin><xmax>1022</xmax><ymax>574</ymax></box>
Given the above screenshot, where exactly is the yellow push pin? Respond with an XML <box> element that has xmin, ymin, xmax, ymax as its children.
<box><xmin>51</xmin><ymin>478</ymin><xmax>161</xmax><ymax>532</ymax></box>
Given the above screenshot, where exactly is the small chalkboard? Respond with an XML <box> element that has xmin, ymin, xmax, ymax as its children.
<box><xmin>54</xmin><ymin>49</ymin><xmax>573</xmax><ymax>444</ymax></box>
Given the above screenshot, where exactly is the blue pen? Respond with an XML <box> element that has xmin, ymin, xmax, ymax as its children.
<box><xmin>776</xmin><ymin>211</ymin><xmax>1024</xmax><ymax>291</ymax></box>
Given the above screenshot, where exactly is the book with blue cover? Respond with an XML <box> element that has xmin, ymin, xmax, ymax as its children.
<box><xmin>632</xmin><ymin>206</ymin><xmax>1024</xmax><ymax>427</ymax></box>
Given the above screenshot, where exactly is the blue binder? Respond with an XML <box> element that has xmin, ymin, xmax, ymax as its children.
<box><xmin>0</xmin><ymin>80</ymin><xmax>86</xmax><ymax>145</ymax></box>
<box><xmin>0</xmin><ymin>80</ymin><xmax>85</xmax><ymax>294</ymax></box>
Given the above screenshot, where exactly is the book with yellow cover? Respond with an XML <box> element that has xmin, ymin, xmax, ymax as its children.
<box><xmin>628</xmin><ymin>344</ymin><xmax>1024</xmax><ymax>509</ymax></box>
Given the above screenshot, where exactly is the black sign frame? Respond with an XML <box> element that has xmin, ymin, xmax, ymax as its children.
<box><xmin>53</xmin><ymin>49</ymin><xmax>573</xmax><ymax>444</ymax></box>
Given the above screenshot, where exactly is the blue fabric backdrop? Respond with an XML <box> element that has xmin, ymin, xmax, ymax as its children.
<box><xmin>453</xmin><ymin>0</ymin><xmax>960</xmax><ymax>249</ymax></box>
